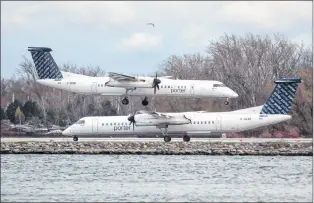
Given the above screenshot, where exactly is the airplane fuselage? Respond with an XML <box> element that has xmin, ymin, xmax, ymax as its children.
<box><xmin>36</xmin><ymin>76</ymin><xmax>238</xmax><ymax>98</ymax></box>
<box><xmin>62</xmin><ymin>112</ymin><xmax>291</xmax><ymax>137</ymax></box>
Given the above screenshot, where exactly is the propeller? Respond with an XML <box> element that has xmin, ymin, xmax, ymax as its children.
<box><xmin>152</xmin><ymin>72</ymin><xmax>161</xmax><ymax>94</ymax></box>
<box><xmin>127</xmin><ymin>113</ymin><xmax>136</xmax><ymax>131</ymax></box>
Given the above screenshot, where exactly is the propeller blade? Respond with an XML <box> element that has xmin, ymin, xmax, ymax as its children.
<box><xmin>127</xmin><ymin>112</ymin><xmax>136</xmax><ymax>131</ymax></box>
<box><xmin>152</xmin><ymin>72</ymin><xmax>161</xmax><ymax>94</ymax></box>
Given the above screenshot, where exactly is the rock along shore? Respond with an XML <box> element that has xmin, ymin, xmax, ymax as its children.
<box><xmin>1</xmin><ymin>141</ymin><xmax>312</xmax><ymax>156</ymax></box>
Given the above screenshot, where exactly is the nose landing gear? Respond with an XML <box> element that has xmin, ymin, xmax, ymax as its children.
<box><xmin>183</xmin><ymin>135</ymin><xmax>190</xmax><ymax>142</ymax></box>
<box><xmin>73</xmin><ymin>135</ymin><xmax>78</xmax><ymax>142</ymax></box>
<box><xmin>224</xmin><ymin>98</ymin><xmax>230</xmax><ymax>105</ymax></box>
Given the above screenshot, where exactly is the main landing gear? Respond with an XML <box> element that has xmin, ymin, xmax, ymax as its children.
<box><xmin>141</xmin><ymin>97</ymin><xmax>149</xmax><ymax>106</ymax></box>
<box><xmin>73</xmin><ymin>135</ymin><xmax>78</xmax><ymax>142</ymax></box>
<box><xmin>122</xmin><ymin>97</ymin><xmax>129</xmax><ymax>105</ymax></box>
<box><xmin>159</xmin><ymin>125</ymin><xmax>171</xmax><ymax>142</ymax></box>
<box><xmin>121</xmin><ymin>94</ymin><xmax>149</xmax><ymax>106</ymax></box>
<box><xmin>158</xmin><ymin>126</ymin><xmax>191</xmax><ymax>142</ymax></box>
<box><xmin>224</xmin><ymin>98</ymin><xmax>230</xmax><ymax>105</ymax></box>
<box><xmin>121</xmin><ymin>88</ymin><xmax>134</xmax><ymax>105</ymax></box>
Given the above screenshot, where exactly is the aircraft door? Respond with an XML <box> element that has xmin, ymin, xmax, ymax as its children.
<box><xmin>190</xmin><ymin>84</ymin><xmax>195</xmax><ymax>96</ymax></box>
<box><xmin>67</xmin><ymin>82</ymin><xmax>71</xmax><ymax>91</ymax></box>
<box><xmin>91</xmin><ymin>82</ymin><xmax>97</xmax><ymax>93</ymax></box>
<box><xmin>92</xmin><ymin>119</ymin><xmax>98</xmax><ymax>133</ymax></box>
<box><xmin>216</xmin><ymin>115</ymin><xmax>222</xmax><ymax>131</ymax></box>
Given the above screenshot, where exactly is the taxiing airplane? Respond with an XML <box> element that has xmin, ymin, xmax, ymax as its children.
<box><xmin>28</xmin><ymin>47</ymin><xmax>238</xmax><ymax>106</ymax></box>
<box><xmin>62</xmin><ymin>77</ymin><xmax>301</xmax><ymax>142</ymax></box>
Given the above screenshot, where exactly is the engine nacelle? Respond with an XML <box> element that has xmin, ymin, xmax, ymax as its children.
<box><xmin>105</xmin><ymin>79</ymin><xmax>153</xmax><ymax>89</ymax></box>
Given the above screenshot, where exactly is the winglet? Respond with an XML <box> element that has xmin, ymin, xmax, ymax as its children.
<box><xmin>260</xmin><ymin>77</ymin><xmax>301</xmax><ymax>115</ymax></box>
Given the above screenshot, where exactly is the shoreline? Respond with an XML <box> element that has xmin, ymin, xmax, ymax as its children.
<box><xmin>1</xmin><ymin>141</ymin><xmax>312</xmax><ymax>156</ymax></box>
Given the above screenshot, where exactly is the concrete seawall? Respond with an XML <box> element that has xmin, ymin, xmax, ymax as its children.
<box><xmin>1</xmin><ymin>141</ymin><xmax>313</xmax><ymax>156</ymax></box>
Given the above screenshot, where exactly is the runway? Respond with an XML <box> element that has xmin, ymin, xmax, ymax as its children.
<box><xmin>1</xmin><ymin>137</ymin><xmax>312</xmax><ymax>143</ymax></box>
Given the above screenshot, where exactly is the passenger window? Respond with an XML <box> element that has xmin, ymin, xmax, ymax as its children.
<box><xmin>102</xmin><ymin>123</ymin><xmax>104</xmax><ymax>126</ymax></box>
<box><xmin>114</xmin><ymin>123</ymin><xmax>116</xmax><ymax>125</ymax></box>
<box><xmin>98</xmin><ymin>84</ymin><xmax>100</xmax><ymax>87</ymax></box>
<box><xmin>201</xmin><ymin>121</ymin><xmax>203</xmax><ymax>124</ymax></box>
<box><xmin>106</xmin><ymin>123</ymin><xmax>108</xmax><ymax>126</ymax></box>
<box><xmin>110</xmin><ymin>123</ymin><xmax>112</xmax><ymax>126</ymax></box>
<box><xmin>212</xmin><ymin>121</ymin><xmax>214</xmax><ymax>124</ymax></box>
<box><xmin>161</xmin><ymin>85</ymin><xmax>163</xmax><ymax>88</ymax></box>
<box><xmin>193</xmin><ymin>121</ymin><xmax>196</xmax><ymax>124</ymax></box>
<box><xmin>125</xmin><ymin>123</ymin><xmax>127</xmax><ymax>125</ymax></box>
<box><xmin>204</xmin><ymin>121</ymin><xmax>206</xmax><ymax>124</ymax></box>
<box><xmin>197</xmin><ymin>121</ymin><xmax>199</xmax><ymax>124</ymax></box>
<box><xmin>168</xmin><ymin>86</ymin><xmax>170</xmax><ymax>88</ymax></box>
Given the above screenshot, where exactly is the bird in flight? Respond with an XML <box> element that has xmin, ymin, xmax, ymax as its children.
<box><xmin>146</xmin><ymin>22</ymin><xmax>155</xmax><ymax>27</ymax></box>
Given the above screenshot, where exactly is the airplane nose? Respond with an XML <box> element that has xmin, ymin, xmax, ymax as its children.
<box><xmin>229</xmin><ymin>90</ymin><xmax>238</xmax><ymax>98</ymax></box>
<box><xmin>62</xmin><ymin>127</ymin><xmax>72</xmax><ymax>136</ymax></box>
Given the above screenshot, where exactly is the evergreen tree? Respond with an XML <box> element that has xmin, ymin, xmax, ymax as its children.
<box><xmin>5</xmin><ymin>100</ymin><xmax>23</xmax><ymax>123</ymax></box>
<box><xmin>0</xmin><ymin>107</ymin><xmax>5</xmax><ymax>120</ymax></box>
<box><xmin>22</xmin><ymin>100</ymin><xmax>43</xmax><ymax>120</ymax></box>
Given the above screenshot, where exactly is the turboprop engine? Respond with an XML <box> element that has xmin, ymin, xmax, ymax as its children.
<box><xmin>105</xmin><ymin>73</ymin><xmax>161</xmax><ymax>94</ymax></box>
<box><xmin>127</xmin><ymin>112</ymin><xmax>191</xmax><ymax>129</ymax></box>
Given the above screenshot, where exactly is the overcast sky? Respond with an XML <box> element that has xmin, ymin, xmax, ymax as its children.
<box><xmin>1</xmin><ymin>1</ymin><xmax>312</xmax><ymax>79</ymax></box>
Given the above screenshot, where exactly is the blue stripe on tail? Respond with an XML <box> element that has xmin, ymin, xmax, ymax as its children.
<box><xmin>28</xmin><ymin>47</ymin><xmax>63</xmax><ymax>79</ymax></box>
<box><xmin>260</xmin><ymin>77</ymin><xmax>301</xmax><ymax>115</ymax></box>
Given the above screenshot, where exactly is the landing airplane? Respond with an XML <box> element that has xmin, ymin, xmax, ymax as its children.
<box><xmin>62</xmin><ymin>77</ymin><xmax>301</xmax><ymax>142</ymax></box>
<box><xmin>27</xmin><ymin>47</ymin><xmax>238</xmax><ymax>106</ymax></box>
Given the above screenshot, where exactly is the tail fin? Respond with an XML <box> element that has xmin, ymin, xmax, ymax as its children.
<box><xmin>260</xmin><ymin>77</ymin><xmax>301</xmax><ymax>115</ymax></box>
<box><xmin>27</xmin><ymin>47</ymin><xmax>63</xmax><ymax>79</ymax></box>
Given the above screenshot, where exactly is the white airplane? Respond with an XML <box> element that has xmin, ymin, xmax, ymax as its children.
<box><xmin>62</xmin><ymin>77</ymin><xmax>302</xmax><ymax>142</ymax></box>
<box><xmin>27</xmin><ymin>47</ymin><xmax>238</xmax><ymax>106</ymax></box>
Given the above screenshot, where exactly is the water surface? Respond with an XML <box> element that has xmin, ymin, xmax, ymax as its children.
<box><xmin>1</xmin><ymin>155</ymin><xmax>312</xmax><ymax>202</ymax></box>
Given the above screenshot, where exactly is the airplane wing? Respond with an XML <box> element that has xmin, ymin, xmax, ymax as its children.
<box><xmin>108</xmin><ymin>72</ymin><xmax>138</xmax><ymax>82</ymax></box>
<box><xmin>160</xmin><ymin>76</ymin><xmax>173</xmax><ymax>79</ymax></box>
<box><xmin>136</xmin><ymin>110</ymin><xmax>171</xmax><ymax>118</ymax></box>
<box><xmin>150</xmin><ymin>111</ymin><xmax>172</xmax><ymax>118</ymax></box>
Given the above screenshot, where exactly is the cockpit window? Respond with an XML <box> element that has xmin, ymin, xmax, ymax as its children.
<box><xmin>76</xmin><ymin>120</ymin><xmax>85</xmax><ymax>124</ymax></box>
<box><xmin>213</xmin><ymin>84</ymin><xmax>226</xmax><ymax>87</ymax></box>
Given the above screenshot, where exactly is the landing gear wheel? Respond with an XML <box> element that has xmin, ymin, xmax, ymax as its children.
<box><xmin>224</xmin><ymin>100</ymin><xmax>229</xmax><ymax>105</ymax></box>
<box><xmin>73</xmin><ymin>136</ymin><xmax>78</xmax><ymax>142</ymax></box>
<box><xmin>122</xmin><ymin>97</ymin><xmax>129</xmax><ymax>105</ymax></box>
<box><xmin>142</xmin><ymin>99</ymin><xmax>149</xmax><ymax>106</ymax></box>
<box><xmin>164</xmin><ymin>136</ymin><xmax>171</xmax><ymax>142</ymax></box>
<box><xmin>183</xmin><ymin>135</ymin><xmax>190</xmax><ymax>142</ymax></box>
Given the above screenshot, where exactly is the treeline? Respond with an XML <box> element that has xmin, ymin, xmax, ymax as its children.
<box><xmin>1</xmin><ymin>33</ymin><xmax>313</xmax><ymax>136</ymax></box>
<box><xmin>1</xmin><ymin>64</ymin><xmax>118</xmax><ymax>126</ymax></box>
